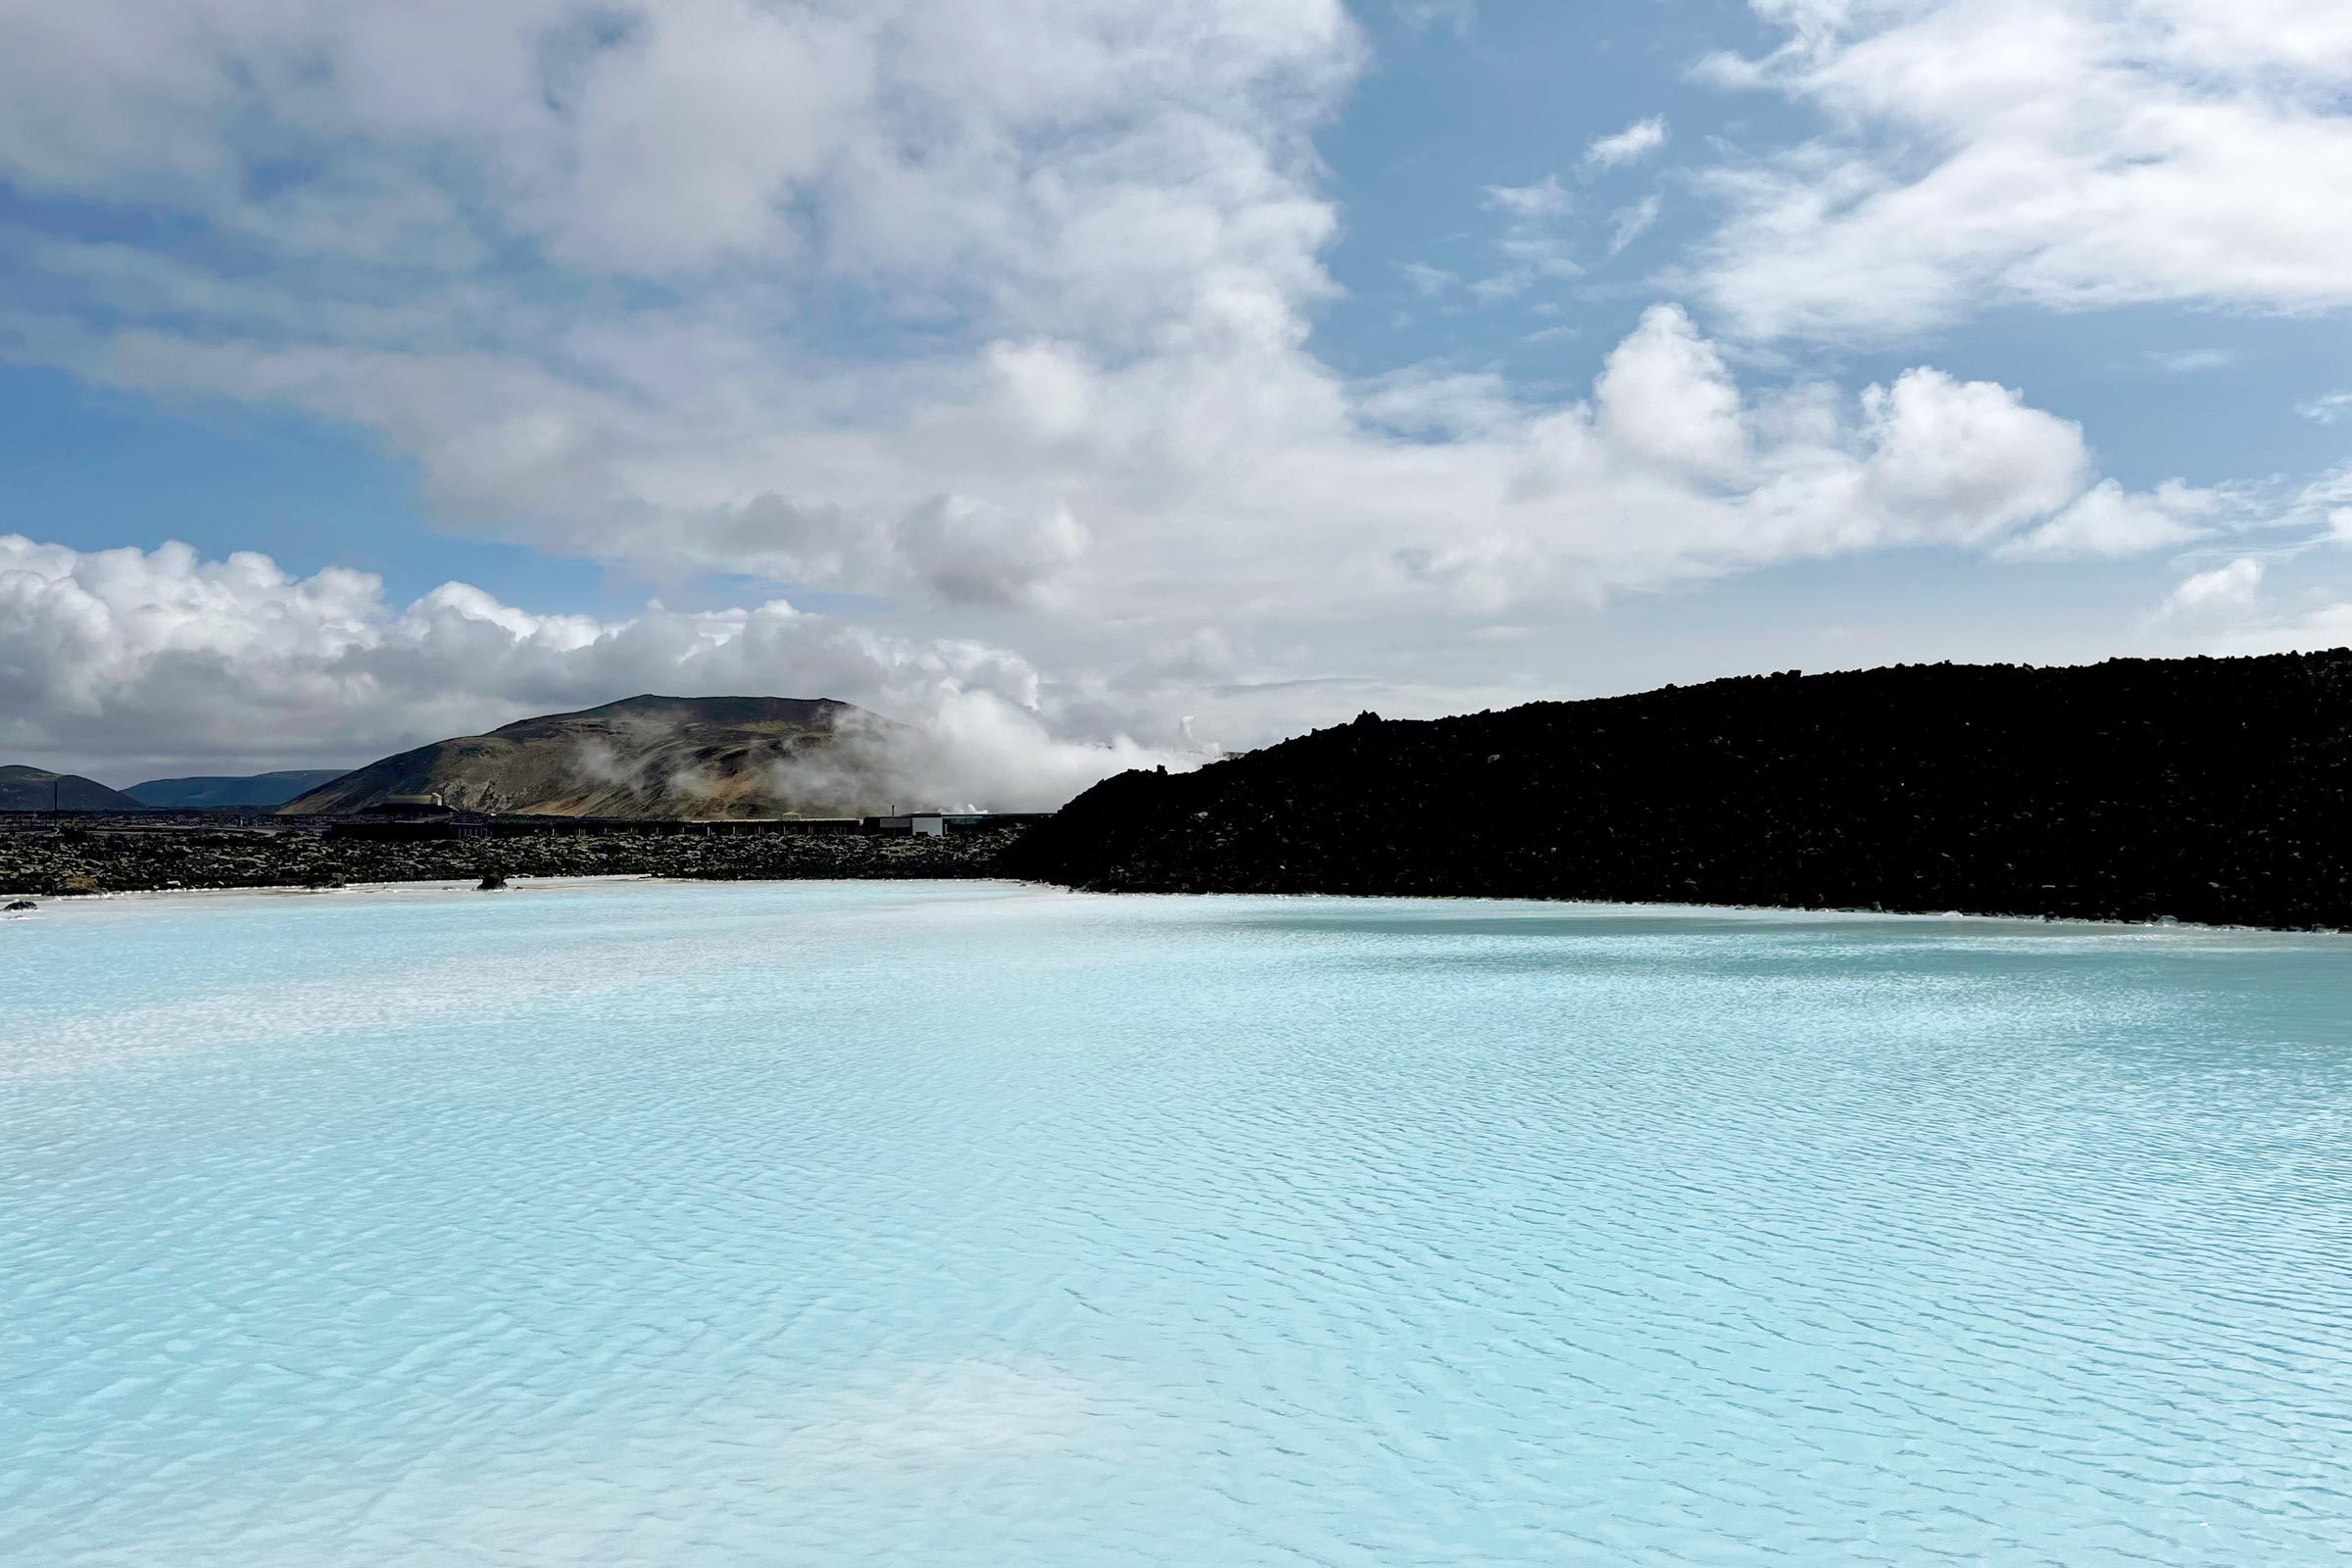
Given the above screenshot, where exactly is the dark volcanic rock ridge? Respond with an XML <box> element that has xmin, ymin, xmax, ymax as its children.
<box><xmin>1007</xmin><ymin>652</ymin><xmax>2352</xmax><ymax>929</ymax></box>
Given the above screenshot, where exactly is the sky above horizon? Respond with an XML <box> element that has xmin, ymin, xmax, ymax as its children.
<box><xmin>4</xmin><ymin>0</ymin><xmax>2351</xmax><ymax>793</ymax></box>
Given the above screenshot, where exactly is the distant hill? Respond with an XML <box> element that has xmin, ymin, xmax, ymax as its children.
<box><xmin>125</xmin><ymin>770</ymin><xmax>350</xmax><ymax>808</ymax></box>
<box><xmin>0</xmin><ymin>765</ymin><xmax>142</xmax><ymax>812</ymax></box>
<box><xmin>279</xmin><ymin>695</ymin><xmax>905</xmax><ymax>819</ymax></box>
<box><xmin>1007</xmin><ymin>651</ymin><xmax>2352</xmax><ymax>930</ymax></box>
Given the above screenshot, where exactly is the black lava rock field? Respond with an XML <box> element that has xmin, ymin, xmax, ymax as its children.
<box><xmin>0</xmin><ymin>826</ymin><xmax>1020</xmax><ymax>897</ymax></box>
<box><xmin>1007</xmin><ymin>652</ymin><xmax>2352</xmax><ymax>929</ymax></box>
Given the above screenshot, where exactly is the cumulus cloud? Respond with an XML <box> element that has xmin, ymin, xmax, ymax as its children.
<box><xmin>2187</xmin><ymin>531</ymin><xmax>2352</xmax><ymax>655</ymax></box>
<box><xmin>0</xmin><ymin>292</ymin><xmax>2209</xmax><ymax>773</ymax></box>
<box><xmin>1586</xmin><ymin>117</ymin><xmax>1669</xmax><ymax>170</ymax></box>
<box><xmin>0</xmin><ymin>4</ymin><xmax>2182</xmax><ymax>613</ymax></box>
<box><xmin>898</xmin><ymin>496</ymin><xmax>1089</xmax><ymax>611</ymax></box>
<box><xmin>0</xmin><ymin>0</ymin><xmax>2284</xmax><ymax>773</ymax></box>
<box><xmin>2298</xmin><ymin>392</ymin><xmax>2352</xmax><ymax>424</ymax></box>
<box><xmin>0</xmin><ymin>534</ymin><xmax>1182</xmax><ymax>803</ymax></box>
<box><xmin>1993</xmin><ymin>478</ymin><xmax>2221</xmax><ymax>560</ymax></box>
<box><xmin>1592</xmin><ymin>305</ymin><xmax>1748</xmax><ymax>479</ymax></box>
<box><xmin>2163</xmin><ymin>557</ymin><xmax>2265</xmax><ymax>616</ymax></box>
<box><xmin>1690</xmin><ymin>0</ymin><xmax>2352</xmax><ymax>340</ymax></box>
<box><xmin>1358</xmin><ymin>306</ymin><xmax>2146</xmax><ymax>611</ymax></box>
<box><xmin>2212</xmin><ymin>601</ymin><xmax>2352</xmax><ymax>655</ymax></box>
<box><xmin>1353</xmin><ymin>368</ymin><xmax>1521</xmax><ymax>440</ymax></box>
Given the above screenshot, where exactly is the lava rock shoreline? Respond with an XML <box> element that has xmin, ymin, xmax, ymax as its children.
<box><xmin>0</xmin><ymin>826</ymin><xmax>1021</xmax><ymax>896</ymax></box>
<box><xmin>1007</xmin><ymin>652</ymin><xmax>2352</xmax><ymax>931</ymax></box>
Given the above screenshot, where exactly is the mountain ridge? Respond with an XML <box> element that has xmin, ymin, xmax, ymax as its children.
<box><xmin>126</xmin><ymin>770</ymin><xmax>350</xmax><ymax>808</ymax></box>
<box><xmin>0</xmin><ymin>765</ymin><xmax>142</xmax><ymax>812</ymax></box>
<box><xmin>279</xmin><ymin>694</ymin><xmax>906</xmax><ymax>818</ymax></box>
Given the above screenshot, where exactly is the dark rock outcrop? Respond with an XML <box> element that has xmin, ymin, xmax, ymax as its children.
<box><xmin>1007</xmin><ymin>652</ymin><xmax>2352</xmax><ymax>929</ymax></box>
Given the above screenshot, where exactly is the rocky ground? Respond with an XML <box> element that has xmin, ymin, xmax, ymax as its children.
<box><xmin>1009</xmin><ymin>651</ymin><xmax>2352</xmax><ymax>931</ymax></box>
<box><xmin>0</xmin><ymin>826</ymin><xmax>1022</xmax><ymax>896</ymax></box>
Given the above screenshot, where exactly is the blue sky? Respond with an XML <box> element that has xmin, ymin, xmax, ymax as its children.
<box><xmin>3</xmin><ymin>0</ymin><xmax>2349</xmax><ymax>789</ymax></box>
<box><xmin>1322</xmin><ymin>3</ymin><xmax>2352</xmax><ymax>489</ymax></box>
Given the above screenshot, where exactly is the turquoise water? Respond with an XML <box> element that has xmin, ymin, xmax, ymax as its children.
<box><xmin>4</xmin><ymin>880</ymin><xmax>2348</xmax><ymax>1566</ymax></box>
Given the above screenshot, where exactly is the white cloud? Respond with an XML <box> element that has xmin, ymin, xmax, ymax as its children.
<box><xmin>1592</xmin><ymin>305</ymin><xmax>1748</xmax><ymax>479</ymax></box>
<box><xmin>2212</xmin><ymin>601</ymin><xmax>2352</xmax><ymax>654</ymax></box>
<box><xmin>1692</xmin><ymin>0</ymin><xmax>2352</xmax><ymax>340</ymax></box>
<box><xmin>899</xmin><ymin>495</ymin><xmax>1089</xmax><ymax>611</ymax></box>
<box><xmin>0</xmin><ymin>0</ymin><xmax>1361</xmax><ymax>339</ymax></box>
<box><xmin>0</xmin><ymin>534</ymin><xmax>1179</xmax><ymax>804</ymax></box>
<box><xmin>2143</xmin><ymin>348</ymin><xmax>2233</xmax><ymax>373</ymax></box>
<box><xmin>1586</xmin><ymin>116</ymin><xmax>1669</xmax><ymax>170</ymax></box>
<box><xmin>1400</xmin><ymin>261</ymin><xmax>1458</xmax><ymax>296</ymax></box>
<box><xmin>1993</xmin><ymin>478</ymin><xmax>2221</xmax><ymax>560</ymax></box>
<box><xmin>1845</xmin><ymin>367</ymin><xmax>2090</xmax><ymax>541</ymax></box>
<box><xmin>1472</xmin><ymin>174</ymin><xmax>1580</xmax><ymax>297</ymax></box>
<box><xmin>1482</xmin><ymin>175</ymin><xmax>1572</xmax><ymax>220</ymax></box>
<box><xmin>1394</xmin><ymin>0</ymin><xmax>1474</xmax><ymax>34</ymax></box>
<box><xmin>0</xmin><ymin>297</ymin><xmax>2199</xmax><ymax>769</ymax></box>
<box><xmin>1364</xmin><ymin>308</ymin><xmax>2118</xmax><ymax>612</ymax></box>
<box><xmin>1606</xmin><ymin>195</ymin><xmax>1664</xmax><ymax>257</ymax></box>
<box><xmin>2298</xmin><ymin>391</ymin><xmax>2352</xmax><ymax>424</ymax></box>
<box><xmin>2197</xmin><ymin>535</ymin><xmax>2352</xmax><ymax>651</ymax></box>
<box><xmin>1353</xmin><ymin>368</ymin><xmax>1520</xmax><ymax>440</ymax></box>
<box><xmin>0</xmin><ymin>0</ymin><xmax>2282</xmax><ymax>773</ymax></box>
<box><xmin>1467</xmin><ymin>269</ymin><xmax>1543</xmax><ymax>304</ymax></box>
<box><xmin>2163</xmin><ymin>556</ymin><xmax>2264</xmax><ymax>616</ymax></box>
<box><xmin>4</xmin><ymin>288</ymin><xmax>2189</xmax><ymax>775</ymax></box>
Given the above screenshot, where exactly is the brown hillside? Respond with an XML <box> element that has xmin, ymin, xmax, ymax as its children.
<box><xmin>279</xmin><ymin>695</ymin><xmax>906</xmax><ymax>819</ymax></box>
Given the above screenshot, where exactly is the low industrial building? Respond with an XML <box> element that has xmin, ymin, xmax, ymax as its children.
<box><xmin>865</xmin><ymin>811</ymin><xmax>1053</xmax><ymax>836</ymax></box>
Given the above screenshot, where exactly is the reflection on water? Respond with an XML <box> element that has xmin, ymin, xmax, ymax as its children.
<box><xmin>5</xmin><ymin>882</ymin><xmax>2349</xmax><ymax>1566</ymax></box>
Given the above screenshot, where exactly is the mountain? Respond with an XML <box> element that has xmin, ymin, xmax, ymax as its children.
<box><xmin>125</xmin><ymin>770</ymin><xmax>350</xmax><ymax>808</ymax></box>
<box><xmin>0</xmin><ymin>765</ymin><xmax>142</xmax><ymax>812</ymax></box>
<box><xmin>1006</xmin><ymin>651</ymin><xmax>2352</xmax><ymax>930</ymax></box>
<box><xmin>279</xmin><ymin>695</ymin><xmax>906</xmax><ymax>819</ymax></box>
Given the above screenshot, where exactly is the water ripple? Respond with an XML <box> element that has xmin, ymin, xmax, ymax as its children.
<box><xmin>3</xmin><ymin>883</ymin><xmax>2348</xmax><ymax>1565</ymax></box>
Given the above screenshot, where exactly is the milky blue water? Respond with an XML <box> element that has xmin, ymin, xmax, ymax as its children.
<box><xmin>4</xmin><ymin>880</ymin><xmax>2349</xmax><ymax>1566</ymax></box>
